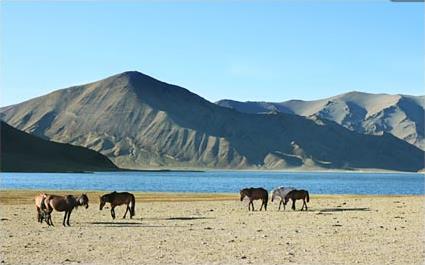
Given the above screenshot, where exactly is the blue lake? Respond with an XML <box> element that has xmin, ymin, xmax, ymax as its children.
<box><xmin>1</xmin><ymin>171</ymin><xmax>424</xmax><ymax>195</ymax></box>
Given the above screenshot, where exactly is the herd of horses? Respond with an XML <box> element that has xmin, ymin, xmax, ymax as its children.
<box><xmin>34</xmin><ymin>187</ymin><xmax>309</xmax><ymax>226</ymax></box>
<box><xmin>35</xmin><ymin>191</ymin><xmax>135</xmax><ymax>226</ymax></box>
<box><xmin>240</xmin><ymin>187</ymin><xmax>310</xmax><ymax>211</ymax></box>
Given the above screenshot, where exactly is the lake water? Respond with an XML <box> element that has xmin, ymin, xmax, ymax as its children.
<box><xmin>1</xmin><ymin>171</ymin><xmax>424</xmax><ymax>195</ymax></box>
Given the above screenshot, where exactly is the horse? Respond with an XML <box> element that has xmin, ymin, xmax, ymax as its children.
<box><xmin>271</xmin><ymin>186</ymin><xmax>296</xmax><ymax>211</ymax></box>
<box><xmin>284</xmin><ymin>189</ymin><xmax>310</xmax><ymax>211</ymax></box>
<box><xmin>34</xmin><ymin>193</ymin><xmax>50</xmax><ymax>224</ymax></box>
<box><xmin>43</xmin><ymin>194</ymin><xmax>89</xmax><ymax>226</ymax></box>
<box><xmin>99</xmin><ymin>191</ymin><xmax>136</xmax><ymax>219</ymax></box>
<box><xmin>240</xmin><ymin>187</ymin><xmax>268</xmax><ymax>211</ymax></box>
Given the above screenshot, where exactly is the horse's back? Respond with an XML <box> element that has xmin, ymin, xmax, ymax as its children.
<box><xmin>253</xmin><ymin>188</ymin><xmax>268</xmax><ymax>199</ymax></box>
<box><xmin>45</xmin><ymin>195</ymin><xmax>69</xmax><ymax>211</ymax></box>
<box><xmin>298</xmin><ymin>189</ymin><xmax>309</xmax><ymax>195</ymax></box>
<box><xmin>109</xmin><ymin>192</ymin><xmax>134</xmax><ymax>205</ymax></box>
<box><xmin>287</xmin><ymin>189</ymin><xmax>309</xmax><ymax>199</ymax></box>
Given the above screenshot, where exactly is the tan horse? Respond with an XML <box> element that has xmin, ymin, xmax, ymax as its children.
<box><xmin>240</xmin><ymin>187</ymin><xmax>268</xmax><ymax>211</ymax></box>
<box><xmin>99</xmin><ymin>191</ymin><xmax>136</xmax><ymax>219</ymax></box>
<box><xmin>34</xmin><ymin>193</ymin><xmax>50</xmax><ymax>223</ymax></box>
<box><xmin>43</xmin><ymin>194</ymin><xmax>89</xmax><ymax>226</ymax></box>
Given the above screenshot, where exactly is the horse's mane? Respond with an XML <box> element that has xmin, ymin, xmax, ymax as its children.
<box><xmin>101</xmin><ymin>192</ymin><xmax>116</xmax><ymax>202</ymax></box>
<box><xmin>271</xmin><ymin>186</ymin><xmax>284</xmax><ymax>193</ymax></box>
<box><xmin>66</xmin><ymin>195</ymin><xmax>79</xmax><ymax>209</ymax></box>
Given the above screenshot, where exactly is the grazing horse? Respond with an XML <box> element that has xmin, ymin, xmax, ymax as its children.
<box><xmin>43</xmin><ymin>194</ymin><xmax>89</xmax><ymax>226</ymax></box>
<box><xmin>271</xmin><ymin>186</ymin><xmax>296</xmax><ymax>211</ymax></box>
<box><xmin>99</xmin><ymin>191</ymin><xmax>136</xmax><ymax>219</ymax></box>
<box><xmin>284</xmin><ymin>189</ymin><xmax>310</xmax><ymax>211</ymax></box>
<box><xmin>34</xmin><ymin>193</ymin><xmax>50</xmax><ymax>224</ymax></box>
<box><xmin>240</xmin><ymin>187</ymin><xmax>268</xmax><ymax>211</ymax></box>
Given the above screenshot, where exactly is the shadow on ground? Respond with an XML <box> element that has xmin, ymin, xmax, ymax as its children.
<box><xmin>86</xmin><ymin>221</ymin><xmax>186</xmax><ymax>228</ymax></box>
<box><xmin>272</xmin><ymin>207</ymin><xmax>371</xmax><ymax>213</ymax></box>
<box><xmin>318</xmin><ymin>207</ymin><xmax>370</xmax><ymax>212</ymax></box>
<box><xmin>142</xmin><ymin>216</ymin><xmax>215</xmax><ymax>221</ymax></box>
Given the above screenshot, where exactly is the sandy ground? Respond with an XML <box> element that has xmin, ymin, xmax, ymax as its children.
<box><xmin>0</xmin><ymin>191</ymin><xmax>424</xmax><ymax>265</ymax></box>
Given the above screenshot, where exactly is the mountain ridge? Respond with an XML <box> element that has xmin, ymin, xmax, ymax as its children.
<box><xmin>217</xmin><ymin>91</ymin><xmax>425</xmax><ymax>150</ymax></box>
<box><xmin>1</xmin><ymin>71</ymin><xmax>423</xmax><ymax>172</ymax></box>
<box><xmin>0</xmin><ymin>121</ymin><xmax>118</xmax><ymax>172</ymax></box>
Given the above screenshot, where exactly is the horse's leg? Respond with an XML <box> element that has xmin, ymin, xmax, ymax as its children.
<box><xmin>47</xmin><ymin>212</ymin><xmax>53</xmax><ymax>226</ymax></box>
<box><xmin>304</xmin><ymin>198</ymin><xmax>308</xmax><ymax>211</ymax></box>
<box><xmin>259</xmin><ymin>200</ymin><xmax>263</xmax><ymax>211</ymax></box>
<box><xmin>67</xmin><ymin>209</ymin><xmax>73</xmax><ymax>226</ymax></box>
<box><xmin>251</xmin><ymin>201</ymin><xmax>255</xmax><ymax>211</ymax></box>
<box><xmin>36</xmin><ymin>207</ymin><xmax>41</xmax><ymax>223</ymax></box>
<box><xmin>111</xmin><ymin>206</ymin><xmax>116</xmax><ymax>219</ymax></box>
<box><xmin>63</xmin><ymin>211</ymin><xmax>68</xmax><ymax>226</ymax></box>
<box><xmin>123</xmin><ymin>204</ymin><xmax>129</xmax><ymax>219</ymax></box>
<box><xmin>292</xmin><ymin>199</ymin><xmax>296</xmax><ymax>211</ymax></box>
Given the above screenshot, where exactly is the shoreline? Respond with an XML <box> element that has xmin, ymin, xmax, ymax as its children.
<box><xmin>2</xmin><ymin>168</ymin><xmax>423</xmax><ymax>174</ymax></box>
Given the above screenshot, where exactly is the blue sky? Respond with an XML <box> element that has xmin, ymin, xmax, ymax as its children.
<box><xmin>1</xmin><ymin>1</ymin><xmax>423</xmax><ymax>106</ymax></box>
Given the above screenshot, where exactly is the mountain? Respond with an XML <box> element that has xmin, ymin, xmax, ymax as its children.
<box><xmin>0</xmin><ymin>121</ymin><xmax>118</xmax><ymax>172</ymax></box>
<box><xmin>0</xmin><ymin>71</ymin><xmax>423</xmax><ymax>172</ymax></box>
<box><xmin>217</xmin><ymin>92</ymin><xmax>425</xmax><ymax>150</ymax></box>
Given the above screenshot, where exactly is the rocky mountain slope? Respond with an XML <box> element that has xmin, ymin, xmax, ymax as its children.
<box><xmin>1</xmin><ymin>72</ymin><xmax>423</xmax><ymax>171</ymax></box>
<box><xmin>217</xmin><ymin>92</ymin><xmax>425</xmax><ymax>150</ymax></box>
<box><xmin>1</xmin><ymin>121</ymin><xmax>118</xmax><ymax>172</ymax></box>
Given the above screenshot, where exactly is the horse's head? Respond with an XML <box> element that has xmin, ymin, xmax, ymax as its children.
<box><xmin>99</xmin><ymin>195</ymin><xmax>107</xmax><ymax>210</ymax></box>
<box><xmin>78</xmin><ymin>194</ymin><xmax>89</xmax><ymax>209</ymax></box>
<box><xmin>283</xmin><ymin>196</ymin><xmax>290</xmax><ymax>206</ymax></box>
<box><xmin>271</xmin><ymin>189</ymin><xmax>277</xmax><ymax>202</ymax></box>
<box><xmin>240</xmin><ymin>189</ymin><xmax>246</xmax><ymax>201</ymax></box>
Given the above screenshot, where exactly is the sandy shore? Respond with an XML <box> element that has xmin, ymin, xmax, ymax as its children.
<box><xmin>0</xmin><ymin>190</ymin><xmax>424</xmax><ymax>265</ymax></box>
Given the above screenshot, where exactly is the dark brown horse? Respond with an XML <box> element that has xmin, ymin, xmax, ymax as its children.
<box><xmin>240</xmin><ymin>187</ymin><xmax>268</xmax><ymax>211</ymax></box>
<box><xmin>99</xmin><ymin>191</ymin><xmax>136</xmax><ymax>219</ymax></box>
<box><xmin>284</xmin><ymin>189</ymin><xmax>310</xmax><ymax>211</ymax></box>
<box><xmin>43</xmin><ymin>194</ymin><xmax>89</xmax><ymax>226</ymax></box>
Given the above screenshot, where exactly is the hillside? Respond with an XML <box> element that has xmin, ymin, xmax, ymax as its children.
<box><xmin>0</xmin><ymin>121</ymin><xmax>118</xmax><ymax>172</ymax></box>
<box><xmin>0</xmin><ymin>71</ymin><xmax>423</xmax><ymax>171</ymax></box>
<box><xmin>217</xmin><ymin>92</ymin><xmax>425</xmax><ymax>150</ymax></box>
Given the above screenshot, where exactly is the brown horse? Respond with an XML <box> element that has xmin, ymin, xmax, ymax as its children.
<box><xmin>99</xmin><ymin>191</ymin><xmax>135</xmax><ymax>219</ymax></box>
<box><xmin>34</xmin><ymin>193</ymin><xmax>50</xmax><ymax>224</ymax></box>
<box><xmin>284</xmin><ymin>189</ymin><xmax>310</xmax><ymax>211</ymax></box>
<box><xmin>240</xmin><ymin>187</ymin><xmax>268</xmax><ymax>211</ymax></box>
<box><xmin>43</xmin><ymin>194</ymin><xmax>89</xmax><ymax>226</ymax></box>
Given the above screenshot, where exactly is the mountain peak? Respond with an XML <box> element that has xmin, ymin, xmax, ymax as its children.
<box><xmin>116</xmin><ymin>70</ymin><xmax>148</xmax><ymax>79</ymax></box>
<box><xmin>109</xmin><ymin>70</ymin><xmax>160</xmax><ymax>84</ymax></box>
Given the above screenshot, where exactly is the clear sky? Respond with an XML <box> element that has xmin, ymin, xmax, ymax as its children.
<box><xmin>0</xmin><ymin>1</ymin><xmax>424</xmax><ymax>107</ymax></box>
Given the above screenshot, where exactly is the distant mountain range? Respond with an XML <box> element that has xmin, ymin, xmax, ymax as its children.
<box><xmin>217</xmin><ymin>92</ymin><xmax>424</xmax><ymax>150</ymax></box>
<box><xmin>1</xmin><ymin>121</ymin><xmax>117</xmax><ymax>172</ymax></box>
<box><xmin>1</xmin><ymin>71</ymin><xmax>423</xmax><ymax>172</ymax></box>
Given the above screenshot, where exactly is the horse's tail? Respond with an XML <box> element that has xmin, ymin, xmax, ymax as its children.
<box><xmin>42</xmin><ymin>196</ymin><xmax>52</xmax><ymax>213</ymax></box>
<box><xmin>130</xmin><ymin>195</ymin><xmax>136</xmax><ymax>218</ymax></box>
<box><xmin>306</xmin><ymin>191</ymin><xmax>310</xmax><ymax>202</ymax></box>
